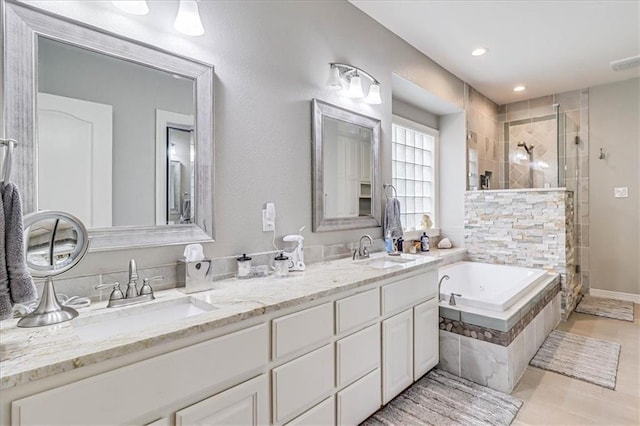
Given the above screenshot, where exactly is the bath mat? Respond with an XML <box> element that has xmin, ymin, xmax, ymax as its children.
<box><xmin>530</xmin><ymin>330</ymin><xmax>621</xmax><ymax>390</ymax></box>
<box><xmin>361</xmin><ymin>369</ymin><xmax>523</xmax><ymax>426</ymax></box>
<box><xmin>575</xmin><ymin>295</ymin><xmax>634</xmax><ymax>322</ymax></box>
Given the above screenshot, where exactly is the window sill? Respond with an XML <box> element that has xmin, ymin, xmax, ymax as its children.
<box><xmin>401</xmin><ymin>228</ymin><xmax>440</xmax><ymax>242</ymax></box>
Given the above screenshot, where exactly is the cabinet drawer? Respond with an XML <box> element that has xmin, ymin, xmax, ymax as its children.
<box><xmin>335</xmin><ymin>289</ymin><xmax>379</xmax><ymax>334</ymax></box>
<box><xmin>272</xmin><ymin>344</ymin><xmax>334</xmax><ymax>424</ymax></box>
<box><xmin>12</xmin><ymin>324</ymin><xmax>268</xmax><ymax>425</ymax></box>
<box><xmin>175</xmin><ymin>374</ymin><xmax>268</xmax><ymax>426</ymax></box>
<box><xmin>336</xmin><ymin>368</ymin><xmax>381</xmax><ymax>425</ymax></box>
<box><xmin>336</xmin><ymin>323</ymin><xmax>380</xmax><ymax>387</ymax></box>
<box><xmin>272</xmin><ymin>302</ymin><xmax>333</xmax><ymax>361</ymax></box>
<box><xmin>285</xmin><ymin>397</ymin><xmax>334</xmax><ymax>426</ymax></box>
<box><xmin>381</xmin><ymin>270</ymin><xmax>437</xmax><ymax>316</ymax></box>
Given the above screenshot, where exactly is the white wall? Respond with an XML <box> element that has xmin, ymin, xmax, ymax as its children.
<box><xmin>391</xmin><ymin>98</ymin><xmax>439</xmax><ymax>130</ymax></box>
<box><xmin>589</xmin><ymin>78</ymin><xmax>640</xmax><ymax>296</ymax></box>
<box><xmin>438</xmin><ymin>112</ymin><xmax>467</xmax><ymax>247</ymax></box>
<box><xmin>16</xmin><ymin>0</ymin><xmax>467</xmax><ymax>271</ymax></box>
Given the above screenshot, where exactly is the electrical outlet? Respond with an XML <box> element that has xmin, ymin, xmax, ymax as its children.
<box><xmin>614</xmin><ymin>187</ymin><xmax>629</xmax><ymax>198</ymax></box>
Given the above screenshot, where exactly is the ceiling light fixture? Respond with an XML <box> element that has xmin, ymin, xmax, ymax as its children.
<box><xmin>471</xmin><ymin>47</ymin><xmax>488</xmax><ymax>56</ymax></box>
<box><xmin>328</xmin><ymin>63</ymin><xmax>382</xmax><ymax>105</ymax></box>
<box><xmin>513</xmin><ymin>85</ymin><xmax>526</xmax><ymax>92</ymax></box>
<box><xmin>111</xmin><ymin>1</ymin><xmax>149</xmax><ymax>15</ymax></box>
<box><xmin>174</xmin><ymin>0</ymin><xmax>205</xmax><ymax>36</ymax></box>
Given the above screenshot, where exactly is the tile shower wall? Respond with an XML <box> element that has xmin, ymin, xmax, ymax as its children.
<box><xmin>466</xmin><ymin>85</ymin><xmax>502</xmax><ymax>190</ymax></box>
<box><xmin>497</xmin><ymin>90</ymin><xmax>590</xmax><ymax>292</ymax></box>
<box><xmin>464</xmin><ymin>189</ymin><xmax>580</xmax><ymax>319</ymax></box>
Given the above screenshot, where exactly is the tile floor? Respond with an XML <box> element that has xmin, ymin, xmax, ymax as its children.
<box><xmin>512</xmin><ymin>303</ymin><xmax>639</xmax><ymax>425</ymax></box>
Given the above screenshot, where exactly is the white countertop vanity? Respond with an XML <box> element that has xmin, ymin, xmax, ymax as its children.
<box><xmin>0</xmin><ymin>249</ymin><xmax>464</xmax><ymax>425</ymax></box>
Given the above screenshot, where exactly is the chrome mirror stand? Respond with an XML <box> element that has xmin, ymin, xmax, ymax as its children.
<box><xmin>17</xmin><ymin>277</ymin><xmax>78</xmax><ymax>328</ymax></box>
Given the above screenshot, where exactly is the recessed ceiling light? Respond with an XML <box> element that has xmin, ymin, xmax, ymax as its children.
<box><xmin>513</xmin><ymin>85</ymin><xmax>526</xmax><ymax>92</ymax></box>
<box><xmin>471</xmin><ymin>48</ymin><xmax>488</xmax><ymax>56</ymax></box>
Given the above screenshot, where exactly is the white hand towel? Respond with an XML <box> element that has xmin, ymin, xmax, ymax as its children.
<box><xmin>384</xmin><ymin>198</ymin><xmax>404</xmax><ymax>239</ymax></box>
<box><xmin>2</xmin><ymin>183</ymin><xmax>37</xmax><ymax>311</ymax></box>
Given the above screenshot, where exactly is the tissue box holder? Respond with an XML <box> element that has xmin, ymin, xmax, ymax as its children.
<box><xmin>177</xmin><ymin>258</ymin><xmax>214</xmax><ymax>294</ymax></box>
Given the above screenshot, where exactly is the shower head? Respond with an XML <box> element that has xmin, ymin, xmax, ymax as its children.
<box><xmin>517</xmin><ymin>141</ymin><xmax>534</xmax><ymax>155</ymax></box>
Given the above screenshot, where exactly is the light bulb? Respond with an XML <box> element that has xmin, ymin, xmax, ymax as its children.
<box><xmin>347</xmin><ymin>74</ymin><xmax>364</xmax><ymax>99</ymax></box>
<box><xmin>365</xmin><ymin>83</ymin><xmax>381</xmax><ymax>104</ymax></box>
<box><xmin>112</xmin><ymin>1</ymin><xmax>149</xmax><ymax>15</ymax></box>
<box><xmin>174</xmin><ymin>0</ymin><xmax>205</xmax><ymax>36</ymax></box>
<box><xmin>327</xmin><ymin>66</ymin><xmax>342</xmax><ymax>91</ymax></box>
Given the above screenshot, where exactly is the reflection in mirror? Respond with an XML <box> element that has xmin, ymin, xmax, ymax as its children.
<box><xmin>26</xmin><ymin>218</ymin><xmax>78</xmax><ymax>268</ymax></box>
<box><xmin>312</xmin><ymin>99</ymin><xmax>381</xmax><ymax>232</ymax></box>
<box><xmin>322</xmin><ymin>117</ymin><xmax>372</xmax><ymax>218</ymax></box>
<box><xmin>37</xmin><ymin>37</ymin><xmax>195</xmax><ymax>228</ymax></box>
<box><xmin>23</xmin><ymin>211</ymin><xmax>89</xmax><ymax>277</ymax></box>
<box><xmin>5</xmin><ymin>1</ymin><xmax>214</xmax><ymax>250</ymax></box>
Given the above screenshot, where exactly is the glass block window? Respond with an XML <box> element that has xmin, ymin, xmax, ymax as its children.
<box><xmin>392</xmin><ymin>116</ymin><xmax>438</xmax><ymax>231</ymax></box>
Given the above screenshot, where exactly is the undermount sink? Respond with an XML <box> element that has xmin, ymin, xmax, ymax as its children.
<box><xmin>358</xmin><ymin>255</ymin><xmax>416</xmax><ymax>269</ymax></box>
<box><xmin>72</xmin><ymin>297</ymin><xmax>217</xmax><ymax>342</ymax></box>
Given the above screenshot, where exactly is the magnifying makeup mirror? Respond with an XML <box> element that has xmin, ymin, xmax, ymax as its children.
<box><xmin>17</xmin><ymin>211</ymin><xmax>90</xmax><ymax>328</ymax></box>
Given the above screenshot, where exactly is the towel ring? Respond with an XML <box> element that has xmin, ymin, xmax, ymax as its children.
<box><xmin>0</xmin><ymin>138</ymin><xmax>17</xmax><ymax>187</ymax></box>
<box><xmin>383</xmin><ymin>184</ymin><xmax>397</xmax><ymax>200</ymax></box>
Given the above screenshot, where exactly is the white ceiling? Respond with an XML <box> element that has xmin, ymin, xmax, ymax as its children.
<box><xmin>351</xmin><ymin>0</ymin><xmax>640</xmax><ymax>105</ymax></box>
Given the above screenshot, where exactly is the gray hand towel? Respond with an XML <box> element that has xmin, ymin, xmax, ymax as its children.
<box><xmin>2</xmin><ymin>183</ymin><xmax>37</xmax><ymax>308</ymax></box>
<box><xmin>0</xmin><ymin>190</ymin><xmax>12</xmax><ymax>320</ymax></box>
<box><xmin>384</xmin><ymin>198</ymin><xmax>404</xmax><ymax>239</ymax></box>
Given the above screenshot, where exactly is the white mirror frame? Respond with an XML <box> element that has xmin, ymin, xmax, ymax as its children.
<box><xmin>3</xmin><ymin>1</ymin><xmax>215</xmax><ymax>251</ymax></box>
<box><xmin>311</xmin><ymin>99</ymin><xmax>381</xmax><ymax>232</ymax></box>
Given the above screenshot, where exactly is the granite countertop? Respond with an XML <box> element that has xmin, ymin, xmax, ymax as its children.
<box><xmin>0</xmin><ymin>248</ymin><xmax>464</xmax><ymax>390</ymax></box>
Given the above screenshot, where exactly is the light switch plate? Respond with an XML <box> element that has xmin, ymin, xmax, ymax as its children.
<box><xmin>614</xmin><ymin>187</ymin><xmax>629</xmax><ymax>198</ymax></box>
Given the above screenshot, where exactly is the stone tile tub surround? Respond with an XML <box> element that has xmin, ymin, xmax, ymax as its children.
<box><xmin>0</xmin><ymin>249</ymin><xmax>463</xmax><ymax>390</ymax></box>
<box><xmin>464</xmin><ymin>188</ymin><xmax>579</xmax><ymax>319</ymax></box>
<box><xmin>438</xmin><ymin>274</ymin><xmax>562</xmax><ymax>393</ymax></box>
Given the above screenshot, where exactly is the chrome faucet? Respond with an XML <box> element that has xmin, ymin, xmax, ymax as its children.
<box><xmin>353</xmin><ymin>234</ymin><xmax>373</xmax><ymax>260</ymax></box>
<box><xmin>438</xmin><ymin>275</ymin><xmax>450</xmax><ymax>301</ymax></box>
<box><xmin>96</xmin><ymin>259</ymin><xmax>164</xmax><ymax>308</ymax></box>
<box><xmin>125</xmin><ymin>259</ymin><xmax>140</xmax><ymax>298</ymax></box>
<box><xmin>449</xmin><ymin>293</ymin><xmax>462</xmax><ymax>306</ymax></box>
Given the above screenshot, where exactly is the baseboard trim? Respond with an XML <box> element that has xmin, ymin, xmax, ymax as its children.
<box><xmin>589</xmin><ymin>289</ymin><xmax>640</xmax><ymax>304</ymax></box>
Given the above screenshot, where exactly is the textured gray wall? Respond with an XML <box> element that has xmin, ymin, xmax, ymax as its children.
<box><xmin>20</xmin><ymin>0</ymin><xmax>466</xmax><ymax>275</ymax></box>
<box><xmin>589</xmin><ymin>78</ymin><xmax>640</xmax><ymax>296</ymax></box>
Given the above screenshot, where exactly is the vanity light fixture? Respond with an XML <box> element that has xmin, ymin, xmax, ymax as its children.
<box><xmin>111</xmin><ymin>1</ymin><xmax>149</xmax><ymax>15</ymax></box>
<box><xmin>328</xmin><ymin>63</ymin><xmax>382</xmax><ymax>105</ymax></box>
<box><xmin>174</xmin><ymin>0</ymin><xmax>205</xmax><ymax>37</ymax></box>
<box><xmin>513</xmin><ymin>85</ymin><xmax>526</xmax><ymax>92</ymax></box>
<box><xmin>471</xmin><ymin>47</ymin><xmax>488</xmax><ymax>56</ymax></box>
<box><xmin>112</xmin><ymin>0</ymin><xmax>204</xmax><ymax>36</ymax></box>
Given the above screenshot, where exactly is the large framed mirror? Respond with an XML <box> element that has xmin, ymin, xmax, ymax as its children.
<box><xmin>3</xmin><ymin>1</ymin><xmax>214</xmax><ymax>251</ymax></box>
<box><xmin>312</xmin><ymin>99</ymin><xmax>381</xmax><ymax>232</ymax></box>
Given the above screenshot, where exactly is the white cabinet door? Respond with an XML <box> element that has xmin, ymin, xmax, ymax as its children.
<box><xmin>382</xmin><ymin>310</ymin><xmax>413</xmax><ymax>404</ymax></box>
<box><xmin>414</xmin><ymin>298</ymin><xmax>439</xmax><ymax>380</ymax></box>
<box><xmin>175</xmin><ymin>374</ymin><xmax>269</xmax><ymax>425</ymax></box>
